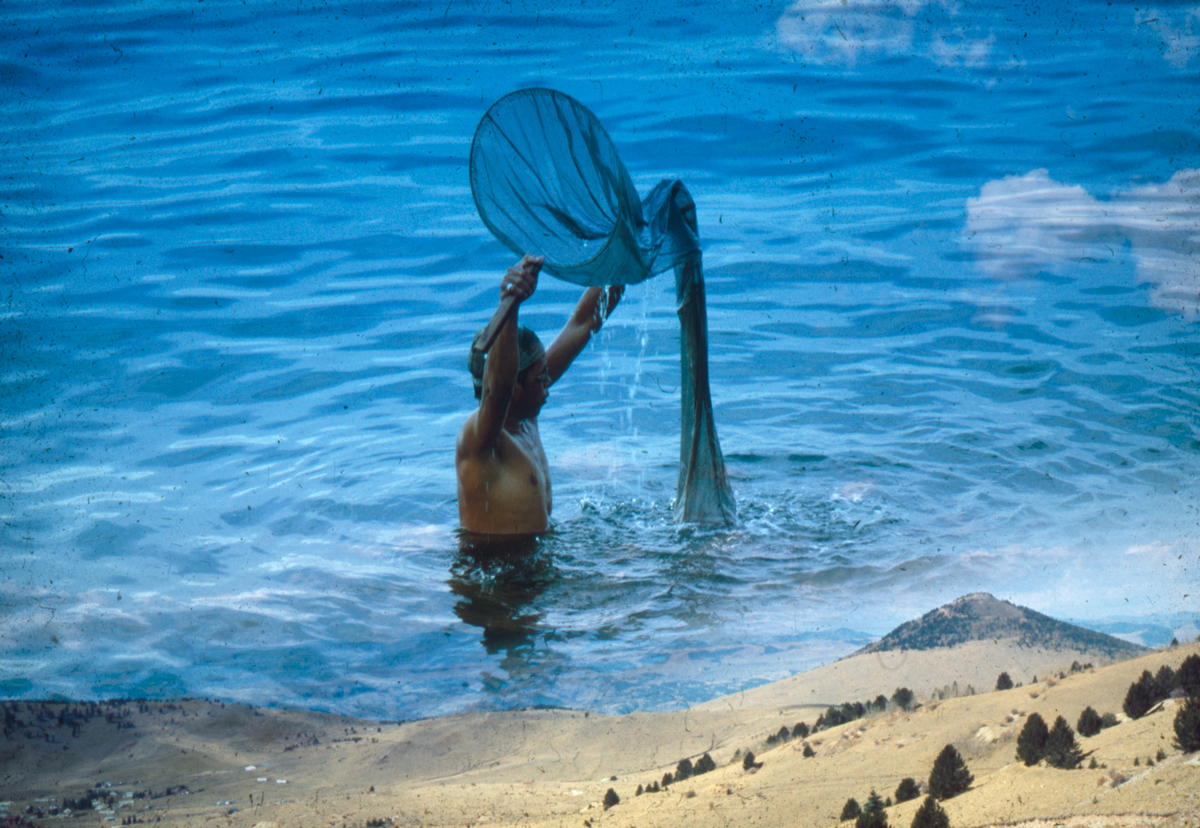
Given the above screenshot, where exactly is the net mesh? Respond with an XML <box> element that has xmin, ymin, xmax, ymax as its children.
<box><xmin>469</xmin><ymin>88</ymin><xmax>700</xmax><ymax>286</ymax></box>
<box><xmin>469</xmin><ymin>88</ymin><xmax>736</xmax><ymax>525</ymax></box>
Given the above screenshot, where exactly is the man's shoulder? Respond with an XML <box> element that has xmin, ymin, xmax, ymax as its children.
<box><xmin>457</xmin><ymin>414</ymin><xmax>543</xmax><ymax>466</ymax></box>
<box><xmin>456</xmin><ymin>409</ymin><xmax>513</xmax><ymax>460</ymax></box>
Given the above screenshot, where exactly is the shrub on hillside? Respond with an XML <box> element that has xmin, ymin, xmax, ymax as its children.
<box><xmin>675</xmin><ymin>758</ymin><xmax>693</xmax><ymax>781</ymax></box>
<box><xmin>1154</xmin><ymin>665</ymin><xmax>1178</xmax><ymax>699</ymax></box>
<box><xmin>1174</xmin><ymin>693</ymin><xmax>1200</xmax><ymax>753</ymax></box>
<box><xmin>1123</xmin><ymin>671</ymin><xmax>1157</xmax><ymax>720</ymax></box>
<box><xmin>1044</xmin><ymin>716</ymin><xmax>1083</xmax><ymax>769</ymax></box>
<box><xmin>856</xmin><ymin>789</ymin><xmax>889</xmax><ymax>828</ymax></box>
<box><xmin>695</xmin><ymin>752</ymin><xmax>717</xmax><ymax>775</ymax></box>
<box><xmin>1178</xmin><ymin>654</ymin><xmax>1200</xmax><ymax>697</ymax></box>
<box><xmin>818</xmin><ymin>702</ymin><xmax>869</xmax><ymax>730</ymax></box>
<box><xmin>1016</xmin><ymin>712</ymin><xmax>1049</xmax><ymax>765</ymax></box>
<box><xmin>603</xmin><ymin>788</ymin><xmax>619</xmax><ymax>810</ymax></box>
<box><xmin>910</xmin><ymin>796</ymin><xmax>950</xmax><ymax>828</ymax></box>
<box><xmin>793</xmin><ymin>721</ymin><xmax>811</xmax><ymax>739</ymax></box>
<box><xmin>894</xmin><ymin>777</ymin><xmax>921</xmax><ymax>804</ymax></box>
<box><xmin>996</xmin><ymin>671</ymin><xmax>1014</xmax><ymax>691</ymax></box>
<box><xmin>817</xmin><ymin>706</ymin><xmax>851</xmax><ymax>730</ymax></box>
<box><xmin>1100</xmin><ymin>712</ymin><xmax>1119</xmax><ymax>729</ymax></box>
<box><xmin>892</xmin><ymin>687</ymin><xmax>915</xmax><ymax>711</ymax></box>
<box><xmin>1077</xmin><ymin>706</ymin><xmax>1102</xmax><ymax>738</ymax></box>
<box><xmin>928</xmin><ymin>744</ymin><xmax>973</xmax><ymax>800</ymax></box>
<box><xmin>840</xmin><ymin>798</ymin><xmax>862</xmax><ymax>822</ymax></box>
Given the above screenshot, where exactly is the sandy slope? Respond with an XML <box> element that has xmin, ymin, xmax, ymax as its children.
<box><xmin>2</xmin><ymin>642</ymin><xmax>1197</xmax><ymax>828</ymax></box>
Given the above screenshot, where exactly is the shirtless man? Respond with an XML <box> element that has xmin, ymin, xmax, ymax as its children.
<box><xmin>456</xmin><ymin>254</ymin><xmax>623</xmax><ymax>536</ymax></box>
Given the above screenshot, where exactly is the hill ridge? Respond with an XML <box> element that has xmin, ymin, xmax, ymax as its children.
<box><xmin>855</xmin><ymin>592</ymin><xmax>1150</xmax><ymax>659</ymax></box>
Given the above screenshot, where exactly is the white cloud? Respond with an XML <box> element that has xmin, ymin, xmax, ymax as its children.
<box><xmin>1138</xmin><ymin>6</ymin><xmax>1200</xmax><ymax>68</ymax></box>
<box><xmin>776</xmin><ymin>3</ymin><xmax>1200</xmax><ymax>68</ymax></box>
<box><xmin>964</xmin><ymin>170</ymin><xmax>1111</xmax><ymax>278</ymax></box>
<box><xmin>774</xmin><ymin>0</ymin><xmax>996</xmax><ymax>66</ymax></box>
<box><xmin>1124</xmin><ymin>170</ymin><xmax>1200</xmax><ymax>317</ymax></box>
<box><xmin>964</xmin><ymin>168</ymin><xmax>1200</xmax><ymax>318</ymax></box>
<box><xmin>775</xmin><ymin>0</ymin><xmax>936</xmax><ymax>64</ymax></box>
<box><xmin>930</xmin><ymin>29</ymin><xmax>996</xmax><ymax>67</ymax></box>
<box><xmin>1124</xmin><ymin>541</ymin><xmax>1175</xmax><ymax>559</ymax></box>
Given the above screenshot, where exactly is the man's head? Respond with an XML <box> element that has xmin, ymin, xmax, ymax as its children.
<box><xmin>469</xmin><ymin>325</ymin><xmax>546</xmax><ymax>400</ymax></box>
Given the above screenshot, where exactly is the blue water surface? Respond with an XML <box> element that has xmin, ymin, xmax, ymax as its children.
<box><xmin>2</xmin><ymin>0</ymin><xmax>1198</xmax><ymax>720</ymax></box>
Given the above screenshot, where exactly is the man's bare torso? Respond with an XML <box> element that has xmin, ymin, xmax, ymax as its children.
<box><xmin>456</xmin><ymin>414</ymin><xmax>552</xmax><ymax>535</ymax></box>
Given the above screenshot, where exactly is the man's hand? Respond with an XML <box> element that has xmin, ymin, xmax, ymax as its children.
<box><xmin>502</xmin><ymin>254</ymin><xmax>543</xmax><ymax>304</ymax></box>
<box><xmin>601</xmin><ymin>285</ymin><xmax>624</xmax><ymax>322</ymax></box>
<box><xmin>585</xmin><ymin>284</ymin><xmax>624</xmax><ymax>332</ymax></box>
<box><xmin>475</xmin><ymin>254</ymin><xmax>544</xmax><ymax>356</ymax></box>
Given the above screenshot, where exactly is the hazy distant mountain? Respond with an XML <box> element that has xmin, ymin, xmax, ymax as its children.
<box><xmin>855</xmin><ymin>593</ymin><xmax>1151</xmax><ymax>659</ymax></box>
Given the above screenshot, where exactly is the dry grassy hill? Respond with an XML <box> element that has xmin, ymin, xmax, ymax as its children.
<box><xmin>856</xmin><ymin>593</ymin><xmax>1151</xmax><ymax>661</ymax></box>
<box><xmin>2</xmin><ymin>598</ymin><xmax>1196</xmax><ymax>828</ymax></box>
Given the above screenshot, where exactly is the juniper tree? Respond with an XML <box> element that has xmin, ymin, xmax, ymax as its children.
<box><xmin>816</xmin><ymin>708</ymin><xmax>842</xmax><ymax>730</ymax></box>
<box><xmin>909</xmin><ymin>795</ymin><xmax>950</xmax><ymax>828</ymax></box>
<box><xmin>675</xmin><ymin>758</ymin><xmax>693</xmax><ymax>781</ymax></box>
<box><xmin>840</xmin><ymin>798</ymin><xmax>862</xmax><ymax>822</ymax></box>
<box><xmin>603</xmin><ymin>788</ymin><xmax>619</xmax><ymax>810</ymax></box>
<box><xmin>1016</xmin><ymin>712</ymin><xmax>1049</xmax><ymax>765</ymax></box>
<box><xmin>1123</xmin><ymin>671</ymin><xmax>1156</xmax><ymax>719</ymax></box>
<box><xmin>1077</xmin><ymin>706</ymin><xmax>1102</xmax><ymax>738</ymax></box>
<box><xmin>1044</xmin><ymin>716</ymin><xmax>1083</xmax><ymax>769</ymax></box>
<box><xmin>996</xmin><ymin>672</ymin><xmax>1014</xmax><ymax>691</ymax></box>
<box><xmin>695</xmin><ymin>753</ymin><xmax>716</xmax><ymax>774</ymax></box>
<box><xmin>1175</xmin><ymin>693</ymin><xmax>1200</xmax><ymax>753</ymax></box>
<box><xmin>894</xmin><ymin>777</ymin><xmax>921</xmax><ymax>804</ymax></box>
<box><xmin>928</xmin><ymin>744</ymin><xmax>972</xmax><ymax>800</ymax></box>
<box><xmin>1154</xmin><ymin>665</ymin><xmax>1178</xmax><ymax>700</ymax></box>
<box><xmin>803</xmin><ymin>743</ymin><xmax>816</xmax><ymax>758</ymax></box>
<box><xmin>856</xmin><ymin>789</ymin><xmax>889</xmax><ymax>828</ymax></box>
<box><xmin>1178</xmin><ymin>654</ymin><xmax>1200</xmax><ymax>697</ymax></box>
<box><xmin>892</xmin><ymin>687</ymin><xmax>915</xmax><ymax>711</ymax></box>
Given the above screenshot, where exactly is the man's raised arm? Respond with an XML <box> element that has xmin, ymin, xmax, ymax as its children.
<box><xmin>459</xmin><ymin>255</ymin><xmax>542</xmax><ymax>455</ymax></box>
<box><xmin>546</xmin><ymin>284</ymin><xmax>624</xmax><ymax>385</ymax></box>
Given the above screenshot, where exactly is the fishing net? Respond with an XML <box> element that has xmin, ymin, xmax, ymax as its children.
<box><xmin>469</xmin><ymin>88</ymin><xmax>736</xmax><ymax>525</ymax></box>
<box><xmin>469</xmin><ymin>88</ymin><xmax>700</xmax><ymax>286</ymax></box>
